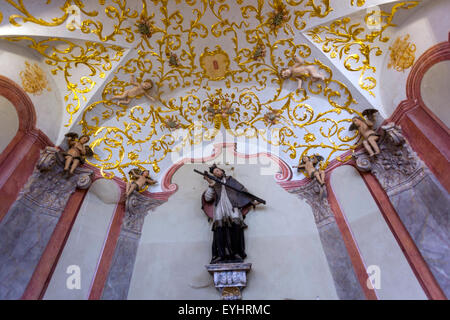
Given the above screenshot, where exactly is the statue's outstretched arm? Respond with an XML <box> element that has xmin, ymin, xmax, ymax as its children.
<box><xmin>144</xmin><ymin>91</ymin><xmax>156</xmax><ymax>101</ymax></box>
<box><xmin>294</xmin><ymin>56</ymin><xmax>304</xmax><ymax>65</ymax></box>
<box><xmin>130</xmin><ymin>75</ymin><xmax>138</xmax><ymax>86</ymax></box>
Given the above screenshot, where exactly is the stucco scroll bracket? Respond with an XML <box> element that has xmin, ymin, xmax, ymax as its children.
<box><xmin>352</xmin><ymin>123</ymin><xmax>425</xmax><ymax>195</ymax></box>
<box><xmin>123</xmin><ymin>190</ymin><xmax>165</xmax><ymax>237</ymax></box>
<box><xmin>353</xmin><ymin>122</ymin><xmax>407</xmax><ymax>173</ymax></box>
<box><xmin>36</xmin><ymin>146</ymin><xmax>93</xmax><ymax>189</ymax></box>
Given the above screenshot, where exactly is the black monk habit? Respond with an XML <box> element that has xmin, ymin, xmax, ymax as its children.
<box><xmin>202</xmin><ymin>175</ymin><xmax>254</xmax><ymax>264</ymax></box>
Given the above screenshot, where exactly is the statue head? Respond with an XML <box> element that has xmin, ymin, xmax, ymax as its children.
<box><xmin>280</xmin><ymin>67</ymin><xmax>292</xmax><ymax>79</ymax></box>
<box><xmin>79</xmin><ymin>135</ymin><xmax>90</xmax><ymax>144</ymax></box>
<box><xmin>142</xmin><ymin>170</ymin><xmax>150</xmax><ymax>177</ymax></box>
<box><xmin>349</xmin><ymin>116</ymin><xmax>364</xmax><ymax>131</ymax></box>
<box><xmin>142</xmin><ymin>79</ymin><xmax>153</xmax><ymax>90</ymax></box>
<box><xmin>129</xmin><ymin>168</ymin><xmax>143</xmax><ymax>180</ymax></box>
<box><xmin>209</xmin><ymin>164</ymin><xmax>225</xmax><ymax>178</ymax></box>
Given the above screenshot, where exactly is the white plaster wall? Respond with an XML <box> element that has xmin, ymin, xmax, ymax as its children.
<box><xmin>128</xmin><ymin>149</ymin><xmax>339</xmax><ymax>300</ymax></box>
<box><xmin>380</xmin><ymin>0</ymin><xmax>450</xmax><ymax>116</ymax></box>
<box><xmin>330</xmin><ymin>165</ymin><xmax>427</xmax><ymax>300</ymax></box>
<box><xmin>0</xmin><ymin>39</ymin><xmax>63</xmax><ymax>142</ymax></box>
<box><xmin>0</xmin><ymin>95</ymin><xmax>19</xmax><ymax>154</ymax></box>
<box><xmin>420</xmin><ymin>60</ymin><xmax>450</xmax><ymax>128</ymax></box>
<box><xmin>43</xmin><ymin>179</ymin><xmax>120</xmax><ymax>300</ymax></box>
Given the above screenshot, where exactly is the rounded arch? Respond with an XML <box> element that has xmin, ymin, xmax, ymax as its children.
<box><xmin>0</xmin><ymin>75</ymin><xmax>36</xmax><ymax>132</ymax></box>
<box><xmin>0</xmin><ymin>75</ymin><xmax>37</xmax><ymax>166</ymax></box>
<box><xmin>406</xmin><ymin>33</ymin><xmax>450</xmax><ymax>102</ymax></box>
<box><xmin>405</xmin><ymin>33</ymin><xmax>450</xmax><ymax>129</ymax></box>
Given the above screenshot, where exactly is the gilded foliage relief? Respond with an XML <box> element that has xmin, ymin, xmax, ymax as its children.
<box><xmin>0</xmin><ymin>0</ymin><xmax>419</xmax><ymax>182</ymax></box>
<box><xmin>306</xmin><ymin>1</ymin><xmax>419</xmax><ymax>97</ymax></box>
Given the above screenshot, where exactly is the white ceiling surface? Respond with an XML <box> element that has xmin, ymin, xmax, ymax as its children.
<box><xmin>0</xmin><ymin>1</ymin><xmax>426</xmax><ymax>187</ymax></box>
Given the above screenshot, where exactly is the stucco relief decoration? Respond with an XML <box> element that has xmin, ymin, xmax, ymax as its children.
<box><xmin>23</xmin><ymin>146</ymin><xmax>93</xmax><ymax>214</ymax></box>
<box><xmin>136</xmin><ymin>13</ymin><xmax>154</xmax><ymax>38</ymax></box>
<box><xmin>200</xmin><ymin>46</ymin><xmax>231</xmax><ymax>81</ymax></box>
<box><xmin>307</xmin><ymin>1</ymin><xmax>419</xmax><ymax>96</ymax></box>
<box><xmin>388</xmin><ymin>34</ymin><xmax>416</xmax><ymax>72</ymax></box>
<box><xmin>19</xmin><ymin>61</ymin><xmax>51</xmax><ymax>95</ymax></box>
<box><xmin>289</xmin><ymin>179</ymin><xmax>333</xmax><ymax>227</ymax></box>
<box><xmin>352</xmin><ymin>121</ymin><xmax>426</xmax><ymax>194</ymax></box>
<box><xmin>351</xmin><ymin>0</ymin><xmax>366</xmax><ymax>6</ymax></box>
<box><xmin>252</xmin><ymin>42</ymin><xmax>266</xmax><ymax>61</ymax></box>
<box><xmin>124</xmin><ymin>190</ymin><xmax>164</xmax><ymax>235</ymax></box>
<box><xmin>0</xmin><ymin>0</ymin><xmax>424</xmax><ymax>182</ymax></box>
<box><xmin>267</xmin><ymin>1</ymin><xmax>291</xmax><ymax>36</ymax></box>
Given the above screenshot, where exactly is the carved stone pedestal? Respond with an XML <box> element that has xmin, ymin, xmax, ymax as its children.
<box><xmin>206</xmin><ymin>263</ymin><xmax>251</xmax><ymax>300</ymax></box>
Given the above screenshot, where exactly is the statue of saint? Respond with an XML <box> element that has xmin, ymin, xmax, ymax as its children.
<box><xmin>200</xmin><ymin>164</ymin><xmax>262</xmax><ymax>264</ymax></box>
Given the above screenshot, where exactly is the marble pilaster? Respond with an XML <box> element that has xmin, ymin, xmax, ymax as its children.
<box><xmin>101</xmin><ymin>190</ymin><xmax>165</xmax><ymax>300</ymax></box>
<box><xmin>353</xmin><ymin>123</ymin><xmax>450</xmax><ymax>297</ymax></box>
<box><xmin>288</xmin><ymin>180</ymin><xmax>365</xmax><ymax>300</ymax></box>
<box><xmin>0</xmin><ymin>147</ymin><xmax>92</xmax><ymax>299</ymax></box>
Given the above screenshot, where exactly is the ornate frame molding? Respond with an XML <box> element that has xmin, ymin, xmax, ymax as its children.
<box><xmin>0</xmin><ymin>75</ymin><xmax>52</xmax><ymax>221</ymax></box>
<box><xmin>161</xmin><ymin>142</ymin><xmax>293</xmax><ymax>193</ymax></box>
<box><xmin>390</xmin><ymin>32</ymin><xmax>450</xmax><ymax>192</ymax></box>
<box><xmin>392</xmin><ymin>32</ymin><xmax>450</xmax><ymax>126</ymax></box>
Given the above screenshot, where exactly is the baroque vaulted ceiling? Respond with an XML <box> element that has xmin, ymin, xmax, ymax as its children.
<box><xmin>0</xmin><ymin>0</ymin><xmax>423</xmax><ymax>185</ymax></box>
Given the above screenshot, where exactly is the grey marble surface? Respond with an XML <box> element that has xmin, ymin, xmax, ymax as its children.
<box><xmin>317</xmin><ymin>221</ymin><xmax>365</xmax><ymax>300</ymax></box>
<box><xmin>0</xmin><ymin>198</ymin><xmax>58</xmax><ymax>299</ymax></box>
<box><xmin>289</xmin><ymin>181</ymin><xmax>365</xmax><ymax>300</ymax></box>
<box><xmin>206</xmin><ymin>262</ymin><xmax>252</xmax><ymax>300</ymax></box>
<box><xmin>390</xmin><ymin>173</ymin><xmax>450</xmax><ymax>297</ymax></box>
<box><xmin>101</xmin><ymin>192</ymin><xmax>165</xmax><ymax>300</ymax></box>
<box><xmin>0</xmin><ymin>147</ymin><xmax>92</xmax><ymax>299</ymax></box>
<box><xmin>353</xmin><ymin>123</ymin><xmax>450</xmax><ymax>298</ymax></box>
<box><xmin>101</xmin><ymin>231</ymin><xmax>140</xmax><ymax>300</ymax></box>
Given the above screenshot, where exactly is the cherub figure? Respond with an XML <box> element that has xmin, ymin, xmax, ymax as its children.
<box><xmin>126</xmin><ymin>168</ymin><xmax>157</xmax><ymax>198</ymax></box>
<box><xmin>349</xmin><ymin>109</ymin><xmax>380</xmax><ymax>157</ymax></box>
<box><xmin>264</xmin><ymin>109</ymin><xmax>282</xmax><ymax>125</ymax></box>
<box><xmin>111</xmin><ymin>75</ymin><xmax>155</xmax><ymax>104</ymax></box>
<box><xmin>63</xmin><ymin>132</ymin><xmax>93</xmax><ymax>176</ymax></box>
<box><xmin>280</xmin><ymin>56</ymin><xmax>326</xmax><ymax>90</ymax></box>
<box><xmin>293</xmin><ymin>154</ymin><xmax>325</xmax><ymax>186</ymax></box>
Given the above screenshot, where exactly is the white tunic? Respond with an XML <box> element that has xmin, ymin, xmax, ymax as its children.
<box><xmin>204</xmin><ymin>178</ymin><xmax>243</xmax><ymax>223</ymax></box>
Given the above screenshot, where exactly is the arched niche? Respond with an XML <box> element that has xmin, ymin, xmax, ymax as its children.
<box><xmin>127</xmin><ymin>143</ymin><xmax>339</xmax><ymax>300</ymax></box>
